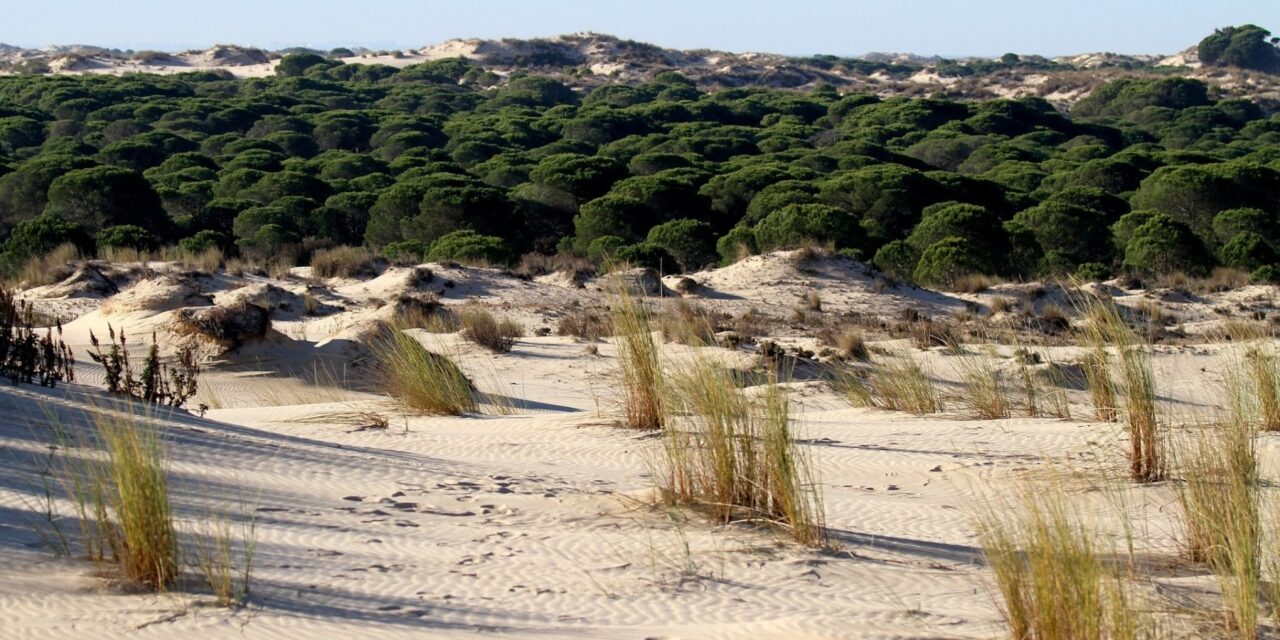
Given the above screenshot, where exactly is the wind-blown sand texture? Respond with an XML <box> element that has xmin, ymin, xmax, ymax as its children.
<box><xmin>2</xmin><ymin>250</ymin><xmax>1275</xmax><ymax>638</ymax></box>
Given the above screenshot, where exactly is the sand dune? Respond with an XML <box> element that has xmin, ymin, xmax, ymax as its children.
<box><xmin>1</xmin><ymin>251</ymin><xmax>1275</xmax><ymax>637</ymax></box>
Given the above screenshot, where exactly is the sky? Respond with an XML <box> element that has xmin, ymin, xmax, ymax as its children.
<box><xmin>2</xmin><ymin>0</ymin><xmax>1279</xmax><ymax>58</ymax></box>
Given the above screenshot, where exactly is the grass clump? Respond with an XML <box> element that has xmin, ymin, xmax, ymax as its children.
<box><xmin>662</xmin><ymin>357</ymin><xmax>826</xmax><ymax>546</ymax></box>
<box><xmin>368</xmin><ymin>325</ymin><xmax>475</xmax><ymax>415</ymax></box>
<box><xmin>976</xmin><ymin>484</ymin><xmax>1145</xmax><ymax>640</ymax></box>
<box><xmin>839</xmin><ymin>353</ymin><xmax>940</xmax><ymax>414</ymax></box>
<box><xmin>1173</xmin><ymin>421</ymin><xmax>1259</xmax><ymax>638</ymax></box>
<box><xmin>458</xmin><ymin>306</ymin><xmax>523</xmax><ymax>353</ymax></box>
<box><xmin>1078</xmin><ymin>295</ymin><xmax>1162</xmax><ymax>482</ymax></box>
<box><xmin>556</xmin><ymin>308</ymin><xmax>610</xmax><ymax>341</ymax></box>
<box><xmin>51</xmin><ymin>407</ymin><xmax>179</xmax><ymax>590</ymax></box>
<box><xmin>609</xmin><ymin>281</ymin><xmax>664</xmax><ymax>429</ymax></box>
<box><xmin>309</xmin><ymin>246</ymin><xmax>378</xmax><ymax>279</ymax></box>
<box><xmin>193</xmin><ymin>513</ymin><xmax>257</xmax><ymax>607</ymax></box>
<box><xmin>957</xmin><ymin>347</ymin><xmax>1011</xmax><ymax>420</ymax></box>
<box><xmin>817</xmin><ymin>324</ymin><xmax>870</xmax><ymax>361</ymax></box>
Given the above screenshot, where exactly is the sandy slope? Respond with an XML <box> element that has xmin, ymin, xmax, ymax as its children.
<box><xmin>1</xmin><ymin>252</ymin><xmax>1275</xmax><ymax>638</ymax></box>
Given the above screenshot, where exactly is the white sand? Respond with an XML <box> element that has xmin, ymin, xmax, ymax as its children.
<box><xmin>1</xmin><ymin>252</ymin><xmax>1274</xmax><ymax>637</ymax></box>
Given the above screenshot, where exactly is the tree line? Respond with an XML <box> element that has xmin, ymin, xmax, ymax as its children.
<box><xmin>0</xmin><ymin>34</ymin><xmax>1277</xmax><ymax>288</ymax></box>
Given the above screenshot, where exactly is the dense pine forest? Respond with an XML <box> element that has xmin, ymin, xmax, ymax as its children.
<box><xmin>1</xmin><ymin>28</ymin><xmax>1279</xmax><ymax>289</ymax></box>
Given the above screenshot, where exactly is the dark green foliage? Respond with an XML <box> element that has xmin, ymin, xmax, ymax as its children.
<box><xmin>1074</xmin><ymin>262</ymin><xmax>1112</xmax><ymax>282</ymax></box>
<box><xmin>1252</xmin><ymin>264</ymin><xmax>1280</xmax><ymax>284</ymax></box>
<box><xmin>913</xmin><ymin>237</ymin><xmax>992</xmax><ymax>287</ymax></box>
<box><xmin>1218</xmin><ymin>231</ymin><xmax>1277</xmax><ymax>270</ymax></box>
<box><xmin>425</xmin><ymin>230</ymin><xmax>515</xmax><ymax>266</ymax></box>
<box><xmin>613</xmin><ymin>242</ymin><xmax>678</xmax><ymax>273</ymax></box>
<box><xmin>178</xmin><ymin>230</ymin><xmax>226</xmax><ymax>254</ymax></box>
<box><xmin>1198</xmin><ymin>25</ymin><xmax>1280</xmax><ymax>73</ymax></box>
<box><xmin>381</xmin><ymin>239</ymin><xmax>428</xmax><ymax>264</ymax></box>
<box><xmin>1123</xmin><ymin>214</ymin><xmax>1212</xmax><ymax>276</ymax></box>
<box><xmin>754</xmin><ymin>203</ymin><xmax>858</xmax><ymax>252</ymax></box>
<box><xmin>588</xmin><ymin>235</ymin><xmax>628</xmax><ymax>262</ymax></box>
<box><xmin>0</xmin><ymin>54</ymin><xmax>1273</xmax><ymax>284</ymax></box>
<box><xmin>96</xmin><ymin>224</ymin><xmax>159</xmax><ymax>251</ymax></box>
<box><xmin>646</xmin><ymin>218</ymin><xmax>715</xmax><ymax>271</ymax></box>
<box><xmin>715</xmin><ymin>226</ymin><xmax>757</xmax><ymax>265</ymax></box>
<box><xmin>873</xmin><ymin>239</ymin><xmax>920</xmax><ymax>281</ymax></box>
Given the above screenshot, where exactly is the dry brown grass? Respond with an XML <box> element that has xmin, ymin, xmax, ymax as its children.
<box><xmin>658</xmin><ymin>299</ymin><xmax>721</xmax><ymax>346</ymax></box>
<box><xmin>842</xmin><ymin>353</ymin><xmax>940</xmax><ymax>414</ymax></box>
<box><xmin>556</xmin><ymin>308</ymin><xmax>610</xmax><ymax>341</ymax></box>
<box><xmin>976</xmin><ymin>483</ymin><xmax>1145</xmax><ymax>640</ymax></box>
<box><xmin>310</xmin><ymin>246</ymin><xmax>378</xmax><ymax>279</ymax></box>
<box><xmin>956</xmin><ymin>347</ymin><xmax>1011</xmax><ymax>420</ymax></box>
<box><xmin>17</xmin><ymin>243</ymin><xmax>81</xmax><ymax>287</ymax></box>
<box><xmin>1173</xmin><ymin>420</ymin><xmax>1259</xmax><ymax>638</ymax></box>
<box><xmin>458</xmin><ymin>306</ymin><xmax>523</xmax><ymax>353</ymax></box>
<box><xmin>661</xmin><ymin>356</ymin><xmax>826</xmax><ymax>546</ymax></box>
<box><xmin>609</xmin><ymin>280</ymin><xmax>664</xmax><ymax>429</ymax></box>
<box><xmin>817</xmin><ymin>324</ymin><xmax>870</xmax><ymax>361</ymax></box>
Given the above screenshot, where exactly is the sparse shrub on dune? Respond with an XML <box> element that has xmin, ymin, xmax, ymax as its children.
<box><xmin>658</xmin><ymin>298</ymin><xmax>720</xmax><ymax>346</ymax></box>
<box><xmin>458</xmin><ymin>306</ymin><xmax>523</xmax><ymax>353</ymax></box>
<box><xmin>662</xmin><ymin>356</ymin><xmax>826</xmax><ymax>546</ymax></box>
<box><xmin>17</xmin><ymin>243</ymin><xmax>81</xmax><ymax>288</ymax></box>
<box><xmin>817</xmin><ymin>324</ymin><xmax>870</xmax><ymax>362</ymax></box>
<box><xmin>367</xmin><ymin>324</ymin><xmax>476</xmax><ymax>416</ymax></box>
<box><xmin>87</xmin><ymin>327</ymin><xmax>201</xmax><ymax>409</ymax></box>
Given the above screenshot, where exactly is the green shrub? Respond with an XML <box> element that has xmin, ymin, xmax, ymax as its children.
<box><xmin>587</xmin><ymin>235</ymin><xmax>627</xmax><ymax>262</ymax></box>
<box><xmin>753</xmin><ymin>203</ymin><xmax>858</xmax><ymax>252</ymax></box>
<box><xmin>380</xmin><ymin>239</ymin><xmax>427</xmax><ymax>264</ymax></box>
<box><xmin>1123</xmin><ymin>214</ymin><xmax>1212</xmax><ymax>276</ymax></box>
<box><xmin>715</xmin><ymin>225</ymin><xmax>757</xmax><ymax>265</ymax></box>
<box><xmin>178</xmin><ymin>230</ymin><xmax>227</xmax><ymax>255</ymax></box>
<box><xmin>1073</xmin><ymin>262</ymin><xmax>1112</xmax><ymax>282</ymax></box>
<box><xmin>646</xmin><ymin>218</ymin><xmax>715</xmax><ymax>271</ymax></box>
<box><xmin>425</xmin><ymin>230</ymin><xmax>514</xmax><ymax>266</ymax></box>
<box><xmin>1251</xmin><ymin>264</ymin><xmax>1280</xmax><ymax>284</ymax></box>
<box><xmin>873</xmin><ymin>240</ymin><xmax>920</xmax><ymax>281</ymax></box>
<box><xmin>913</xmin><ymin>237</ymin><xmax>992</xmax><ymax>287</ymax></box>
<box><xmin>96</xmin><ymin>225</ymin><xmax>159</xmax><ymax>251</ymax></box>
<box><xmin>1219</xmin><ymin>231</ymin><xmax>1278</xmax><ymax>271</ymax></box>
<box><xmin>614</xmin><ymin>242</ymin><xmax>679</xmax><ymax>273</ymax></box>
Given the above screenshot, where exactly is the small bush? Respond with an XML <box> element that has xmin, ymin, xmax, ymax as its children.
<box><xmin>1073</xmin><ymin>262</ymin><xmax>1112</xmax><ymax>282</ymax></box>
<box><xmin>817</xmin><ymin>325</ymin><xmax>870</xmax><ymax>361</ymax></box>
<box><xmin>87</xmin><ymin>326</ymin><xmax>200</xmax><ymax>409</ymax></box>
<box><xmin>310</xmin><ymin>246</ymin><xmax>377</xmax><ymax>278</ymax></box>
<box><xmin>458</xmin><ymin>307</ymin><xmax>523</xmax><ymax>353</ymax></box>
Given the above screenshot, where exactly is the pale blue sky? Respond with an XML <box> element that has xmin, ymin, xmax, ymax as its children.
<box><xmin>2</xmin><ymin>0</ymin><xmax>1278</xmax><ymax>57</ymax></box>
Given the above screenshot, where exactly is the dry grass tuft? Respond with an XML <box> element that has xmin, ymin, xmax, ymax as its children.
<box><xmin>367</xmin><ymin>325</ymin><xmax>475</xmax><ymax>415</ymax></box>
<box><xmin>841</xmin><ymin>353</ymin><xmax>940</xmax><ymax>414</ymax></box>
<box><xmin>458</xmin><ymin>306</ymin><xmax>523</xmax><ymax>353</ymax></box>
<box><xmin>310</xmin><ymin>246</ymin><xmax>378</xmax><ymax>279</ymax></box>
<box><xmin>1077</xmin><ymin>295</ymin><xmax>1162</xmax><ymax>481</ymax></box>
<box><xmin>976</xmin><ymin>483</ymin><xmax>1145</xmax><ymax>639</ymax></box>
<box><xmin>609</xmin><ymin>280</ymin><xmax>664</xmax><ymax>429</ymax></box>
<box><xmin>658</xmin><ymin>299</ymin><xmax>720</xmax><ymax>346</ymax></box>
<box><xmin>661</xmin><ymin>357</ymin><xmax>826</xmax><ymax>546</ymax></box>
<box><xmin>817</xmin><ymin>324</ymin><xmax>870</xmax><ymax>361</ymax></box>
<box><xmin>557</xmin><ymin>308</ymin><xmax>610</xmax><ymax>341</ymax></box>
<box><xmin>956</xmin><ymin>347</ymin><xmax>1011</xmax><ymax>420</ymax></box>
<box><xmin>17</xmin><ymin>243</ymin><xmax>81</xmax><ymax>287</ymax></box>
<box><xmin>1173</xmin><ymin>420</ymin><xmax>1259</xmax><ymax>638</ymax></box>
